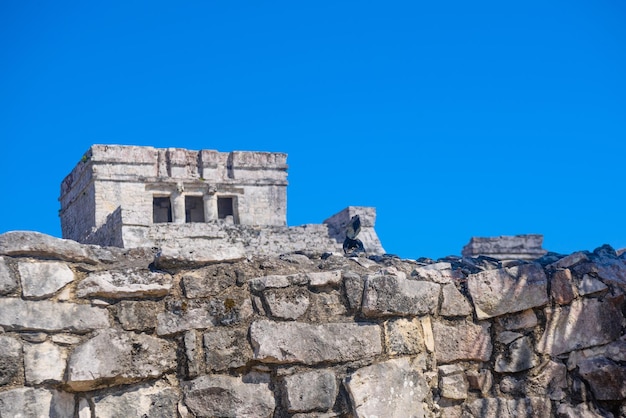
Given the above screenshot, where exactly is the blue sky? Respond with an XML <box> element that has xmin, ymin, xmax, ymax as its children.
<box><xmin>1</xmin><ymin>1</ymin><xmax>625</xmax><ymax>259</ymax></box>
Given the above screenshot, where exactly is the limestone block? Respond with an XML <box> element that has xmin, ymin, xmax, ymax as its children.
<box><xmin>93</xmin><ymin>383</ymin><xmax>180</xmax><ymax>418</ymax></box>
<box><xmin>306</xmin><ymin>292</ymin><xmax>347</xmax><ymax>321</ymax></box>
<box><xmin>249</xmin><ymin>273</ymin><xmax>308</xmax><ymax>291</ymax></box>
<box><xmin>361</xmin><ymin>274</ymin><xmax>440</xmax><ymax>317</ymax></box>
<box><xmin>51</xmin><ymin>333</ymin><xmax>82</xmax><ymax>345</ymax></box>
<box><xmin>440</xmin><ymin>283</ymin><xmax>472</xmax><ymax>317</ymax></box>
<box><xmin>0</xmin><ymin>298</ymin><xmax>109</xmax><ymax>333</ymax></box>
<box><xmin>343</xmin><ymin>272</ymin><xmax>364</xmax><ymax>311</ymax></box>
<box><xmin>433</xmin><ymin>319</ymin><xmax>492</xmax><ymax>363</ymax></box>
<box><xmin>557</xmin><ymin>402</ymin><xmax>611</xmax><ymax>418</ymax></box>
<box><xmin>117</xmin><ymin>300</ymin><xmax>160</xmax><ymax>331</ymax></box>
<box><xmin>66</xmin><ymin>329</ymin><xmax>177</xmax><ymax>391</ymax></box>
<box><xmin>262</xmin><ymin>287</ymin><xmax>310</xmax><ymax>320</ymax></box>
<box><xmin>77</xmin><ymin>269</ymin><xmax>172</xmax><ymax>299</ymax></box>
<box><xmin>24</xmin><ymin>341</ymin><xmax>67</xmax><ymax>384</ymax></box>
<box><xmin>578</xmin><ymin>273</ymin><xmax>608</xmax><ymax>296</ymax></box>
<box><xmin>182</xmin><ymin>374</ymin><xmax>275</xmax><ymax>418</ymax></box>
<box><xmin>468</xmin><ymin>263</ymin><xmax>548</xmax><ymax>319</ymax></box>
<box><xmin>156</xmin><ymin>307</ymin><xmax>216</xmax><ymax>336</ymax></box>
<box><xmin>204</xmin><ymin>326</ymin><xmax>252</xmax><ymax>372</ymax></box>
<box><xmin>420</xmin><ymin>316</ymin><xmax>435</xmax><ymax>353</ymax></box>
<box><xmin>549</xmin><ymin>251</ymin><xmax>589</xmax><ymax>269</ymax></box>
<box><xmin>0</xmin><ymin>256</ymin><xmax>17</xmax><ymax>295</ymax></box>
<box><xmin>250</xmin><ymin>320</ymin><xmax>382</xmax><ymax>365</ymax></box>
<box><xmin>578</xmin><ymin>357</ymin><xmax>626</xmax><ymax>400</ymax></box>
<box><xmin>465</xmin><ymin>398</ymin><xmax>536</xmax><ymax>418</ymax></box>
<box><xmin>155</xmin><ymin>242</ymin><xmax>246</xmax><ymax>268</ymax></box>
<box><xmin>181</xmin><ymin>265</ymin><xmax>236</xmax><ymax>298</ymax></box>
<box><xmin>466</xmin><ymin>369</ymin><xmax>492</xmax><ymax>395</ymax></box>
<box><xmin>494</xmin><ymin>336</ymin><xmax>538</xmax><ymax>373</ymax></box>
<box><xmin>283</xmin><ymin>370</ymin><xmax>338</xmax><ymax>413</ymax></box>
<box><xmin>0</xmin><ymin>231</ymin><xmax>99</xmax><ymax>264</ymax></box>
<box><xmin>412</xmin><ymin>263</ymin><xmax>464</xmax><ymax>284</ymax></box>
<box><xmin>184</xmin><ymin>330</ymin><xmax>203</xmax><ymax>378</ymax></box>
<box><xmin>592</xmin><ymin>256</ymin><xmax>626</xmax><ymax>291</ymax></box>
<box><xmin>18</xmin><ymin>261</ymin><xmax>75</xmax><ymax>299</ymax></box>
<box><xmin>550</xmin><ymin>268</ymin><xmax>577</xmax><ymax>304</ymax></box>
<box><xmin>345</xmin><ymin>357</ymin><xmax>428</xmax><ymax>418</ymax></box>
<box><xmin>497</xmin><ymin>309</ymin><xmax>538</xmax><ymax>330</ymax></box>
<box><xmin>438</xmin><ymin>364</ymin><xmax>468</xmax><ymax>400</ymax></box>
<box><xmin>0</xmin><ymin>335</ymin><xmax>22</xmax><ymax>385</ymax></box>
<box><xmin>567</xmin><ymin>340</ymin><xmax>626</xmax><ymax>370</ymax></box>
<box><xmin>307</xmin><ymin>270</ymin><xmax>342</xmax><ymax>287</ymax></box>
<box><xmin>527</xmin><ymin>359</ymin><xmax>567</xmax><ymax>400</ymax></box>
<box><xmin>0</xmin><ymin>388</ymin><xmax>74</xmax><ymax>418</ymax></box>
<box><xmin>537</xmin><ymin>298</ymin><xmax>623</xmax><ymax>355</ymax></box>
<box><xmin>384</xmin><ymin>317</ymin><xmax>425</xmax><ymax>355</ymax></box>
<box><xmin>497</xmin><ymin>331</ymin><xmax>522</xmax><ymax>344</ymax></box>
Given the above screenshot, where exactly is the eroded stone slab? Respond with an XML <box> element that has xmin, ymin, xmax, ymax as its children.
<box><xmin>250</xmin><ymin>320</ymin><xmax>382</xmax><ymax>365</ymax></box>
<box><xmin>156</xmin><ymin>308</ymin><xmax>216</xmax><ymax>336</ymax></box>
<box><xmin>24</xmin><ymin>341</ymin><xmax>67</xmax><ymax>384</ymax></box>
<box><xmin>182</xmin><ymin>374</ymin><xmax>275</xmax><ymax>418</ymax></box>
<box><xmin>284</xmin><ymin>370</ymin><xmax>338</xmax><ymax>413</ymax></box>
<box><xmin>0</xmin><ymin>298</ymin><xmax>109</xmax><ymax>333</ymax></box>
<box><xmin>494</xmin><ymin>336</ymin><xmax>538</xmax><ymax>373</ymax></box>
<box><xmin>468</xmin><ymin>263</ymin><xmax>548</xmax><ymax>319</ymax></box>
<box><xmin>550</xmin><ymin>268</ymin><xmax>577</xmax><ymax>305</ymax></box>
<box><xmin>18</xmin><ymin>261</ymin><xmax>75</xmax><ymax>299</ymax></box>
<box><xmin>307</xmin><ymin>270</ymin><xmax>342</xmax><ymax>287</ymax></box>
<box><xmin>384</xmin><ymin>317</ymin><xmax>425</xmax><ymax>355</ymax></box>
<box><xmin>155</xmin><ymin>243</ymin><xmax>246</xmax><ymax>268</ymax></box>
<box><xmin>93</xmin><ymin>383</ymin><xmax>180</xmax><ymax>418</ymax></box>
<box><xmin>433</xmin><ymin>319</ymin><xmax>492</xmax><ymax>363</ymax></box>
<box><xmin>578</xmin><ymin>357</ymin><xmax>626</xmax><ymax>400</ymax></box>
<box><xmin>497</xmin><ymin>309</ymin><xmax>538</xmax><ymax>330</ymax></box>
<box><xmin>345</xmin><ymin>357</ymin><xmax>428</xmax><ymax>418</ymax></box>
<box><xmin>77</xmin><ymin>269</ymin><xmax>172</xmax><ymax>299</ymax></box>
<box><xmin>0</xmin><ymin>335</ymin><xmax>22</xmax><ymax>385</ymax></box>
<box><xmin>440</xmin><ymin>283</ymin><xmax>472</xmax><ymax>317</ymax></box>
<box><xmin>117</xmin><ymin>300</ymin><xmax>160</xmax><ymax>331</ymax></box>
<box><xmin>527</xmin><ymin>360</ymin><xmax>567</xmax><ymax>400</ymax></box>
<box><xmin>262</xmin><ymin>287</ymin><xmax>310</xmax><ymax>320</ymax></box>
<box><xmin>362</xmin><ymin>274</ymin><xmax>440</xmax><ymax>317</ymax></box>
<box><xmin>204</xmin><ymin>327</ymin><xmax>252</xmax><ymax>372</ymax></box>
<box><xmin>537</xmin><ymin>298</ymin><xmax>623</xmax><ymax>355</ymax></box>
<box><xmin>0</xmin><ymin>256</ymin><xmax>17</xmax><ymax>295</ymax></box>
<box><xmin>0</xmin><ymin>387</ymin><xmax>74</xmax><ymax>418</ymax></box>
<box><xmin>0</xmin><ymin>231</ymin><xmax>100</xmax><ymax>263</ymax></box>
<box><xmin>66</xmin><ymin>329</ymin><xmax>177</xmax><ymax>391</ymax></box>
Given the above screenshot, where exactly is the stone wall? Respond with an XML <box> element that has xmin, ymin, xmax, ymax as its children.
<box><xmin>0</xmin><ymin>231</ymin><xmax>625</xmax><ymax>417</ymax></box>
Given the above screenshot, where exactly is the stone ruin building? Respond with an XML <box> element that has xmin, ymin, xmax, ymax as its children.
<box><xmin>462</xmin><ymin>234</ymin><xmax>547</xmax><ymax>260</ymax></box>
<box><xmin>59</xmin><ymin>145</ymin><xmax>385</xmax><ymax>257</ymax></box>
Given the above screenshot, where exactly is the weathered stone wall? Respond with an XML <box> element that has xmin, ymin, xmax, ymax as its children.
<box><xmin>0</xmin><ymin>231</ymin><xmax>625</xmax><ymax>417</ymax></box>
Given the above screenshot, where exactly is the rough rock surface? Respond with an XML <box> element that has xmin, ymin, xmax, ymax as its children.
<box><xmin>18</xmin><ymin>260</ymin><xmax>75</xmax><ymax>299</ymax></box>
<box><xmin>182</xmin><ymin>374</ymin><xmax>275</xmax><ymax>417</ymax></box>
<box><xmin>283</xmin><ymin>370</ymin><xmax>338</xmax><ymax>413</ymax></box>
<box><xmin>66</xmin><ymin>329</ymin><xmax>177</xmax><ymax>390</ymax></box>
<box><xmin>77</xmin><ymin>269</ymin><xmax>173</xmax><ymax>299</ymax></box>
<box><xmin>433</xmin><ymin>319</ymin><xmax>492</xmax><ymax>363</ymax></box>
<box><xmin>92</xmin><ymin>383</ymin><xmax>179</xmax><ymax>418</ymax></box>
<box><xmin>0</xmin><ymin>335</ymin><xmax>22</xmax><ymax>385</ymax></box>
<box><xmin>0</xmin><ymin>298</ymin><xmax>109</xmax><ymax>332</ymax></box>
<box><xmin>468</xmin><ymin>263</ymin><xmax>548</xmax><ymax>319</ymax></box>
<box><xmin>361</xmin><ymin>274</ymin><xmax>440</xmax><ymax>316</ymax></box>
<box><xmin>250</xmin><ymin>320</ymin><xmax>382</xmax><ymax>364</ymax></box>
<box><xmin>0</xmin><ymin>256</ymin><xmax>17</xmax><ymax>295</ymax></box>
<box><xmin>345</xmin><ymin>357</ymin><xmax>428</xmax><ymax>418</ymax></box>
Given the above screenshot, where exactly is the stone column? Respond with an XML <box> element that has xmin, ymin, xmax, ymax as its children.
<box><xmin>171</xmin><ymin>190</ymin><xmax>186</xmax><ymax>224</ymax></box>
<box><xmin>204</xmin><ymin>194</ymin><xmax>217</xmax><ymax>221</ymax></box>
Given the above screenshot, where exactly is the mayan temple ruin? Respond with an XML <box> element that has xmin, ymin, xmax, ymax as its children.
<box><xmin>0</xmin><ymin>144</ymin><xmax>624</xmax><ymax>417</ymax></box>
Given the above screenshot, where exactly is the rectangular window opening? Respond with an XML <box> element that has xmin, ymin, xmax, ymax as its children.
<box><xmin>217</xmin><ymin>197</ymin><xmax>236</xmax><ymax>223</ymax></box>
<box><xmin>153</xmin><ymin>196</ymin><xmax>172</xmax><ymax>223</ymax></box>
<box><xmin>185</xmin><ymin>196</ymin><xmax>205</xmax><ymax>223</ymax></box>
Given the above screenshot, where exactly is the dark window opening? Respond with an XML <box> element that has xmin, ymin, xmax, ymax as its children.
<box><xmin>217</xmin><ymin>197</ymin><xmax>235</xmax><ymax>221</ymax></box>
<box><xmin>185</xmin><ymin>196</ymin><xmax>205</xmax><ymax>223</ymax></box>
<box><xmin>153</xmin><ymin>197</ymin><xmax>172</xmax><ymax>223</ymax></box>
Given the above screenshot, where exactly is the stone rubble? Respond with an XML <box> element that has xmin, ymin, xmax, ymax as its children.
<box><xmin>0</xmin><ymin>231</ymin><xmax>624</xmax><ymax>417</ymax></box>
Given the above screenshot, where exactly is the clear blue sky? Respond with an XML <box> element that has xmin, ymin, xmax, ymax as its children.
<box><xmin>1</xmin><ymin>1</ymin><xmax>625</xmax><ymax>259</ymax></box>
